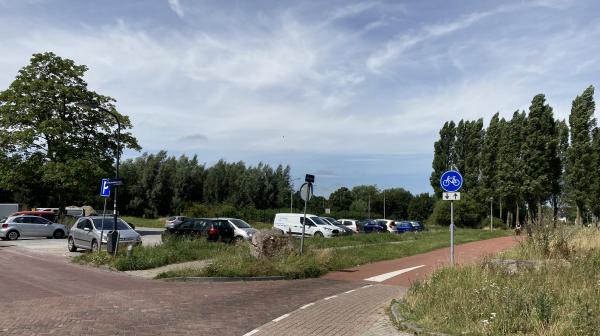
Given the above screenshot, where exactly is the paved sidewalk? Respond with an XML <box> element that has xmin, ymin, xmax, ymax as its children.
<box><xmin>246</xmin><ymin>284</ymin><xmax>408</xmax><ymax>336</ymax></box>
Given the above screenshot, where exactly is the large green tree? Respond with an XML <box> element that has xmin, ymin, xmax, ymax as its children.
<box><xmin>0</xmin><ymin>52</ymin><xmax>139</xmax><ymax>206</ymax></box>
<box><xmin>480</xmin><ymin>113</ymin><xmax>501</xmax><ymax>214</ymax></box>
<box><xmin>430</xmin><ymin>121</ymin><xmax>456</xmax><ymax>195</ymax></box>
<box><xmin>522</xmin><ymin>94</ymin><xmax>558</xmax><ymax>223</ymax></box>
<box><xmin>565</xmin><ymin>86</ymin><xmax>596</xmax><ymax>225</ymax></box>
<box><xmin>453</xmin><ymin>119</ymin><xmax>484</xmax><ymax>194</ymax></box>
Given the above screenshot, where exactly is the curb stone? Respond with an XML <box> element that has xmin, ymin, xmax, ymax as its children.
<box><xmin>162</xmin><ymin>276</ymin><xmax>286</xmax><ymax>282</ymax></box>
<box><xmin>390</xmin><ymin>300</ymin><xmax>450</xmax><ymax>336</ymax></box>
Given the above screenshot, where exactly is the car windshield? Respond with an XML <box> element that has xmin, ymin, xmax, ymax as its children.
<box><xmin>230</xmin><ymin>219</ymin><xmax>252</xmax><ymax>228</ymax></box>
<box><xmin>92</xmin><ymin>218</ymin><xmax>132</xmax><ymax>230</ymax></box>
<box><xmin>311</xmin><ymin>216</ymin><xmax>328</xmax><ymax>225</ymax></box>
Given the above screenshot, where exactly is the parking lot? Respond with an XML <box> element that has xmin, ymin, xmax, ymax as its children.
<box><xmin>0</xmin><ymin>227</ymin><xmax>163</xmax><ymax>257</ymax></box>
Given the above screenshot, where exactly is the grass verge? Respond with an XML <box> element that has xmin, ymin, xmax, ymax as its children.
<box><xmin>397</xmin><ymin>227</ymin><xmax>600</xmax><ymax>335</ymax></box>
<box><xmin>73</xmin><ymin>237</ymin><xmax>235</xmax><ymax>271</ymax></box>
<box><xmin>156</xmin><ymin>228</ymin><xmax>509</xmax><ymax>279</ymax></box>
<box><xmin>122</xmin><ymin>216</ymin><xmax>166</xmax><ymax>229</ymax></box>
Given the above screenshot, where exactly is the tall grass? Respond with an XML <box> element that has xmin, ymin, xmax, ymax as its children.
<box><xmin>398</xmin><ymin>227</ymin><xmax>600</xmax><ymax>335</ymax></box>
<box><xmin>73</xmin><ymin>237</ymin><xmax>234</xmax><ymax>271</ymax></box>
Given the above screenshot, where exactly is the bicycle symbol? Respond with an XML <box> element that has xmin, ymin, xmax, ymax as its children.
<box><xmin>442</xmin><ymin>176</ymin><xmax>461</xmax><ymax>187</ymax></box>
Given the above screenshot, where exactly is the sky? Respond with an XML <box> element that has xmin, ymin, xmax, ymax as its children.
<box><xmin>1</xmin><ymin>0</ymin><xmax>599</xmax><ymax>196</ymax></box>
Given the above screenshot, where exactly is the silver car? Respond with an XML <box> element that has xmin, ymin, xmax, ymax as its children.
<box><xmin>68</xmin><ymin>216</ymin><xmax>142</xmax><ymax>252</ymax></box>
<box><xmin>0</xmin><ymin>215</ymin><xmax>69</xmax><ymax>240</ymax></box>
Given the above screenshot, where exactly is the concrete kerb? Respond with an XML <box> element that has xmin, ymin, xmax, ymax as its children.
<box><xmin>389</xmin><ymin>300</ymin><xmax>450</xmax><ymax>336</ymax></box>
<box><xmin>162</xmin><ymin>276</ymin><xmax>286</xmax><ymax>282</ymax></box>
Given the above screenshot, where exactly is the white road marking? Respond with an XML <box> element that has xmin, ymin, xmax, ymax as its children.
<box><xmin>364</xmin><ymin>265</ymin><xmax>425</xmax><ymax>282</ymax></box>
<box><xmin>272</xmin><ymin>314</ymin><xmax>290</xmax><ymax>322</ymax></box>
<box><xmin>242</xmin><ymin>329</ymin><xmax>260</xmax><ymax>336</ymax></box>
<box><xmin>324</xmin><ymin>295</ymin><xmax>337</xmax><ymax>300</ymax></box>
<box><xmin>300</xmin><ymin>302</ymin><xmax>315</xmax><ymax>309</ymax></box>
<box><xmin>362</xmin><ymin>284</ymin><xmax>373</xmax><ymax>288</ymax></box>
<box><xmin>344</xmin><ymin>289</ymin><xmax>356</xmax><ymax>294</ymax></box>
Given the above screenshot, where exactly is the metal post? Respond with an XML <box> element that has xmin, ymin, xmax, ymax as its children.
<box><xmin>99</xmin><ymin>198</ymin><xmax>107</xmax><ymax>252</ymax></box>
<box><xmin>300</xmin><ymin>183</ymin><xmax>310</xmax><ymax>255</ymax></box>
<box><xmin>450</xmin><ymin>201</ymin><xmax>455</xmax><ymax>266</ymax></box>
<box><xmin>290</xmin><ymin>189</ymin><xmax>293</xmax><ymax>213</ymax></box>
<box><xmin>490</xmin><ymin>197</ymin><xmax>493</xmax><ymax>231</ymax></box>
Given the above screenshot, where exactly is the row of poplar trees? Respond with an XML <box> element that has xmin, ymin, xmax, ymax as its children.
<box><xmin>431</xmin><ymin>86</ymin><xmax>598</xmax><ymax>226</ymax></box>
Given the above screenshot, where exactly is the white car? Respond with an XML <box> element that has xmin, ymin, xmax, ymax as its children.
<box><xmin>337</xmin><ymin>219</ymin><xmax>360</xmax><ymax>232</ymax></box>
<box><xmin>273</xmin><ymin>213</ymin><xmax>340</xmax><ymax>237</ymax></box>
<box><xmin>0</xmin><ymin>215</ymin><xmax>68</xmax><ymax>240</ymax></box>
<box><xmin>375</xmin><ymin>219</ymin><xmax>396</xmax><ymax>232</ymax></box>
<box><xmin>211</xmin><ymin>218</ymin><xmax>258</xmax><ymax>241</ymax></box>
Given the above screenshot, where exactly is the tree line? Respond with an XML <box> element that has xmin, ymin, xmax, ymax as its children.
<box><xmin>430</xmin><ymin>86</ymin><xmax>598</xmax><ymax>227</ymax></box>
<box><xmin>119</xmin><ymin>151</ymin><xmax>293</xmax><ymax>217</ymax></box>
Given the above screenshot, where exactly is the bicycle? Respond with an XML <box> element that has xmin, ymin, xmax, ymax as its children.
<box><xmin>442</xmin><ymin>176</ymin><xmax>460</xmax><ymax>187</ymax></box>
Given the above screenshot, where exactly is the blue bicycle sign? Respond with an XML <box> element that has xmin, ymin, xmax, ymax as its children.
<box><xmin>440</xmin><ymin>170</ymin><xmax>463</xmax><ymax>192</ymax></box>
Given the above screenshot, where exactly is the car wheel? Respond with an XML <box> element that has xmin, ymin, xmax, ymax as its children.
<box><xmin>6</xmin><ymin>231</ymin><xmax>19</xmax><ymax>241</ymax></box>
<box><xmin>91</xmin><ymin>240</ymin><xmax>98</xmax><ymax>252</ymax></box>
<box><xmin>68</xmin><ymin>237</ymin><xmax>78</xmax><ymax>252</ymax></box>
<box><xmin>53</xmin><ymin>230</ymin><xmax>65</xmax><ymax>239</ymax></box>
<box><xmin>314</xmin><ymin>231</ymin><xmax>324</xmax><ymax>238</ymax></box>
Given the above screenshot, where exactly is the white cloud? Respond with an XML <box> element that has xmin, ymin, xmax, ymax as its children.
<box><xmin>168</xmin><ymin>0</ymin><xmax>184</xmax><ymax>18</ymax></box>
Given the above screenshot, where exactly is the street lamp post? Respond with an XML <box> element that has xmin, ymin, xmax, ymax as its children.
<box><xmin>77</xmin><ymin>103</ymin><xmax>121</xmax><ymax>254</ymax></box>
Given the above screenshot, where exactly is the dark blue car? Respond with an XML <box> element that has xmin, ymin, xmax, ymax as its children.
<box><xmin>410</xmin><ymin>221</ymin><xmax>425</xmax><ymax>232</ymax></box>
<box><xmin>395</xmin><ymin>221</ymin><xmax>413</xmax><ymax>233</ymax></box>
<box><xmin>361</xmin><ymin>220</ymin><xmax>387</xmax><ymax>233</ymax></box>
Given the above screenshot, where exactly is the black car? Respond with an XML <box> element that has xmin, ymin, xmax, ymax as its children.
<box><xmin>161</xmin><ymin>218</ymin><xmax>235</xmax><ymax>243</ymax></box>
<box><xmin>322</xmin><ymin>217</ymin><xmax>353</xmax><ymax>236</ymax></box>
<box><xmin>361</xmin><ymin>219</ymin><xmax>387</xmax><ymax>233</ymax></box>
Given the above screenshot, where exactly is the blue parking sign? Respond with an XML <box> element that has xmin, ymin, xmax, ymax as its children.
<box><xmin>440</xmin><ymin>170</ymin><xmax>463</xmax><ymax>192</ymax></box>
<box><xmin>100</xmin><ymin>179</ymin><xmax>110</xmax><ymax>198</ymax></box>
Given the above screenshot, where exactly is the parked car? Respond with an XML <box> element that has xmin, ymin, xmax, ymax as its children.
<box><xmin>273</xmin><ymin>213</ymin><xmax>340</xmax><ymax>237</ymax></box>
<box><xmin>1</xmin><ymin>215</ymin><xmax>69</xmax><ymax>241</ymax></box>
<box><xmin>165</xmin><ymin>216</ymin><xmax>189</xmax><ymax>229</ymax></box>
<box><xmin>211</xmin><ymin>218</ymin><xmax>258</xmax><ymax>241</ymax></box>
<box><xmin>68</xmin><ymin>216</ymin><xmax>141</xmax><ymax>252</ymax></box>
<box><xmin>321</xmin><ymin>217</ymin><xmax>353</xmax><ymax>235</ymax></box>
<box><xmin>375</xmin><ymin>219</ymin><xmax>396</xmax><ymax>232</ymax></box>
<box><xmin>361</xmin><ymin>219</ymin><xmax>387</xmax><ymax>233</ymax></box>
<box><xmin>409</xmin><ymin>221</ymin><xmax>425</xmax><ymax>232</ymax></box>
<box><xmin>337</xmin><ymin>219</ymin><xmax>361</xmax><ymax>232</ymax></box>
<box><xmin>162</xmin><ymin>218</ymin><xmax>213</xmax><ymax>241</ymax></box>
<box><xmin>12</xmin><ymin>211</ymin><xmax>58</xmax><ymax>223</ymax></box>
<box><xmin>395</xmin><ymin>221</ymin><xmax>413</xmax><ymax>233</ymax></box>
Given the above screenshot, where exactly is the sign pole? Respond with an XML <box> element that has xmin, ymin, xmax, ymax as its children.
<box><xmin>450</xmin><ymin>200</ymin><xmax>455</xmax><ymax>265</ymax></box>
<box><xmin>99</xmin><ymin>198</ymin><xmax>107</xmax><ymax>252</ymax></box>
<box><xmin>300</xmin><ymin>187</ymin><xmax>308</xmax><ymax>256</ymax></box>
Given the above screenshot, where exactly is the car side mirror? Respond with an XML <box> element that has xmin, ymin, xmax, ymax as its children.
<box><xmin>83</xmin><ymin>227</ymin><xmax>90</xmax><ymax>232</ymax></box>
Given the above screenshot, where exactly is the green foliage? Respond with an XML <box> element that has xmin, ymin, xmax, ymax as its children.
<box><xmin>408</xmin><ymin>193</ymin><xmax>435</xmax><ymax>222</ymax></box>
<box><xmin>0</xmin><ymin>52</ymin><xmax>139</xmax><ymax>206</ymax></box>
<box><xmin>429</xmin><ymin>192</ymin><xmax>484</xmax><ymax>227</ymax></box>
<box><xmin>566</xmin><ymin>86</ymin><xmax>597</xmax><ymax>224</ymax></box>
<box><xmin>430</xmin><ymin>121</ymin><xmax>456</xmax><ymax>195</ymax></box>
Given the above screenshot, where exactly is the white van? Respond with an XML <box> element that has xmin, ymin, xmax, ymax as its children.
<box><xmin>273</xmin><ymin>213</ymin><xmax>340</xmax><ymax>238</ymax></box>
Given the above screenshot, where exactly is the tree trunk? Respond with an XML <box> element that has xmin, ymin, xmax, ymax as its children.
<box><xmin>506</xmin><ymin>211</ymin><xmax>512</xmax><ymax>228</ymax></box>
<box><xmin>499</xmin><ymin>198</ymin><xmax>503</xmax><ymax>223</ymax></box>
<box><xmin>576</xmin><ymin>205</ymin><xmax>582</xmax><ymax>226</ymax></box>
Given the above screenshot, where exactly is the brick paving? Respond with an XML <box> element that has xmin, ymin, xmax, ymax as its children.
<box><xmin>0</xmin><ymin>235</ymin><xmax>521</xmax><ymax>336</ymax></box>
<box><xmin>0</xmin><ymin>247</ymin><xmax>359</xmax><ymax>336</ymax></box>
<box><xmin>249</xmin><ymin>285</ymin><xmax>405</xmax><ymax>336</ymax></box>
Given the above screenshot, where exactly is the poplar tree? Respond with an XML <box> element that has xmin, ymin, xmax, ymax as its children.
<box><xmin>522</xmin><ymin>94</ymin><xmax>557</xmax><ymax>223</ymax></box>
<box><xmin>430</xmin><ymin>121</ymin><xmax>456</xmax><ymax>195</ymax></box>
<box><xmin>565</xmin><ymin>86</ymin><xmax>596</xmax><ymax>225</ymax></box>
<box><xmin>480</xmin><ymin>113</ymin><xmax>501</xmax><ymax>212</ymax></box>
